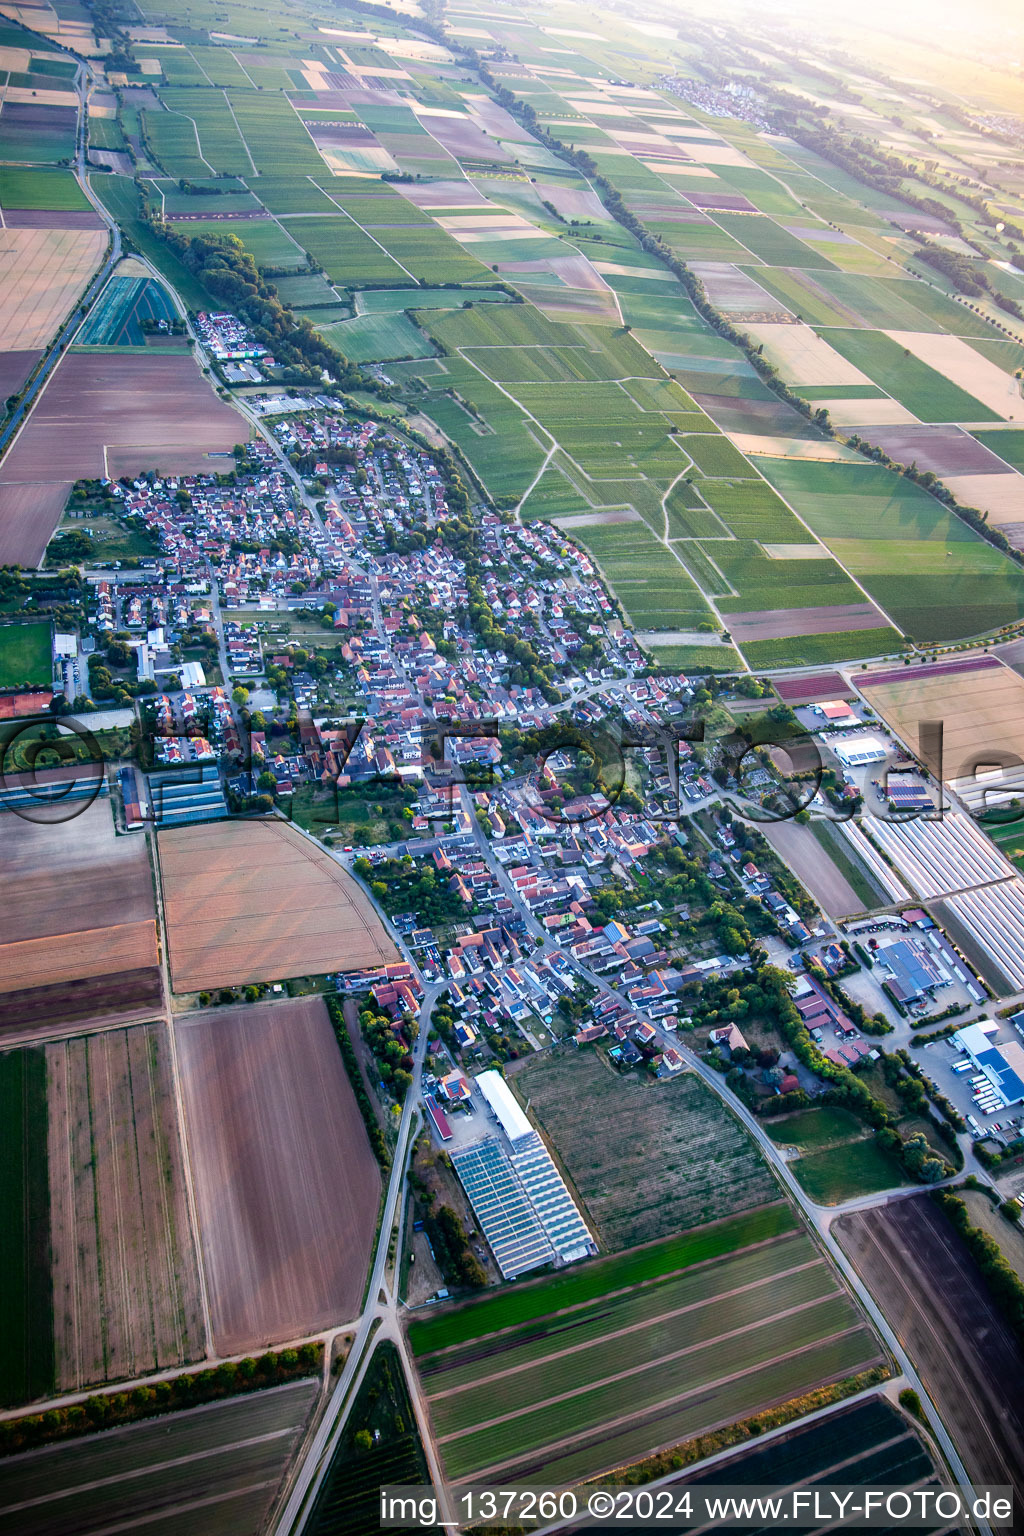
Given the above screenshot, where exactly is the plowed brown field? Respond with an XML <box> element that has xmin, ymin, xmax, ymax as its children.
<box><xmin>158</xmin><ymin>818</ymin><xmax>397</xmax><ymax>991</ymax></box>
<box><xmin>46</xmin><ymin>1022</ymin><xmax>206</xmax><ymax>1390</ymax></box>
<box><xmin>176</xmin><ymin>997</ymin><xmax>380</xmax><ymax>1353</ymax></box>
<box><xmin>0</xmin><ymin>803</ymin><xmax>162</xmax><ymax>1029</ymax></box>
<box><xmin>0</xmin><ymin>352</ymin><xmax>245</xmax><ymax>565</ymax></box>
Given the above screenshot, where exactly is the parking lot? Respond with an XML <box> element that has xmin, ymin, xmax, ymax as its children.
<box><xmin>909</xmin><ymin>1017</ymin><xmax>1024</xmax><ymax>1146</ymax></box>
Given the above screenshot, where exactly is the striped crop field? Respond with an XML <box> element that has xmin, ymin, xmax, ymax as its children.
<box><xmin>408</xmin><ymin>1207</ymin><xmax>882</xmax><ymax>1484</ymax></box>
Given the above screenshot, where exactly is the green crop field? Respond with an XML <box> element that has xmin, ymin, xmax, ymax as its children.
<box><xmin>700</xmin><ymin>480</ymin><xmax>811</xmax><ymax>541</ymax></box>
<box><xmin>972</xmin><ymin>429</ymin><xmax>1024</xmax><ymax>473</ymax></box>
<box><xmin>248</xmin><ymin>176</ymin><xmax>341</xmax><ymax>214</ymax></box>
<box><xmin>0</xmin><ymin>1048</ymin><xmax>53</xmax><ymax>1406</ymax></box>
<box><xmin>823</xmin><ymin>329</ymin><xmax>1000</xmax><ymax>422</ymax></box>
<box><xmin>226</xmin><ymin>92</ymin><xmax>325</xmax><ymax>174</ymax></box>
<box><xmin>573</xmin><ymin>521</ymin><xmax>712</xmax><ymax>627</ymax></box>
<box><xmin>365</xmin><ymin>224</ymin><xmax>493</xmax><ymax>285</ymax></box>
<box><xmin>714</xmin><ymin>214</ymin><xmax>836</xmax><ymax>270</ymax></box>
<box><xmin>513</xmin><ymin>1050</ymin><xmax>777</xmax><ymax>1248</ymax></box>
<box><xmin>793</xmin><ymin>1139</ymin><xmax>908</xmax><ymax>1204</ymax></box>
<box><xmin>665</xmin><ymin>481</ymin><xmax>727</xmax><ymax>539</ymax></box>
<box><xmin>0</xmin><ymin>621</ymin><xmax>52</xmax><ymax>691</ymax></box>
<box><xmin>714</xmin><ymin>542</ymin><xmax>862</xmax><ymax>612</ymax></box>
<box><xmin>317</xmin><ymin>312</ymin><xmax>433</xmax><ymax>364</ymax></box>
<box><xmin>740</xmin><ymin>628</ymin><xmax>903</xmax><ymax>667</ymax></box>
<box><xmin>169</xmin><ymin>217</ymin><xmax>303</xmax><ymax>269</ymax></box>
<box><xmin>751</xmin><ymin>456</ymin><xmax>1024</xmax><ymax>640</ymax></box>
<box><xmin>360</xmin><ymin>288</ymin><xmax>510</xmax><ymax>313</ymax></box>
<box><xmin>0</xmin><ymin>165</ymin><xmax>89</xmax><ymax>211</ymax></box>
<box><xmin>159</xmin><ymin>89</ymin><xmax>251</xmax><ymax>176</ymax></box>
<box><xmin>280</xmin><ymin>216</ymin><xmax>407</xmax><ymax>285</ymax></box>
<box><xmin>681</xmin><ymin>434</ymin><xmax>754</xmax><ymax>477</ymax></box>
<box><xmin>410</xmin><ymin>1209</ymin><xmax>879</xmax><ymax>1485</ymax></box>
<box><xmin>408</xmin><ymin>1205</ymin><xmax>795</xmax><ymax>1355</ymax></box>
<box><xmin>142</xmin><ymin>109</ymin><xmax>209</xmax><ymax>180</ymax></box>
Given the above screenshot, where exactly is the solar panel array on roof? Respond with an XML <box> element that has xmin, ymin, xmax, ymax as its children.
<box><xmin>450</xmin><ymin>1138</ymin><xmax>555</xmax><ymax>1279</ymax></box>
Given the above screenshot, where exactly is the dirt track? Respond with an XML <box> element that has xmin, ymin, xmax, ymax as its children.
<box><xmin>836</xmin><ymin>1196</ymin><xmax>1024</xmax><ymax>1508</ymax></box>
<box><xmin>175</xmin><ymin>997</ymin><xmax>380</xmax><ymax>1354</ymax></box>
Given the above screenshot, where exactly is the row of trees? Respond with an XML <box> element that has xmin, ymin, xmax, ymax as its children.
<box><xmin>0</xmin><ymin>1344</ymin><xmax>321</xmax><ymax>1458</ymax></box>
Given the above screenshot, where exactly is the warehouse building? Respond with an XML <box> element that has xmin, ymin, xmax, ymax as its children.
<box><xmin>450</xmin><ymin>1071</ymin><xmax>595</xmax><ymax>1279</ymax></box>
<box><xmin>954</xmin><ymin>1022</ymin><xmax>1024</xmax><ymax>1107</ymax></box>
<box><xmin>831</xmin><ymin>733</ymin><xmax>890</xmax><ymax>768</ymax></box>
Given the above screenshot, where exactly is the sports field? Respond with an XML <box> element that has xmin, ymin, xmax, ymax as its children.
<box><xmin>409</xmin><ymin>1207</ymin><xmax>881</xmax><ymax>1484</ymax></box>
<box><xmin>0</xmin><ymin>620</ymin><xmax>50</xmax><ymax>690</ymax></box>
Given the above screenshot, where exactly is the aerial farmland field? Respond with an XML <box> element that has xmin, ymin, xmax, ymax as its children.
<box><xmin>409</xmin><ymin>1209</ymin><xmax>881</xmax><ymax>1485</ymax></box>
<box><xmin>837</xmin><ymin>1196</ymin><xmax>1024</xmax><ymax>1510</ymax></box>
<box><xmin>176</xmin><ymin>997</ymin><xmax>380</xmax><ymax>1354</ymax></box>
<box><xmin>511</xmin><ymin>1050</ymin><xmax>777</xmax><ymax>1248</ymax></box>
<box><xmin>0</xmin><ymin>1046</ymin><xmax>52</xmax><ymax>1406</ymax></box>
<box><xmin>157</xmin><ymin>819</ymin><xmax>398</xmax><ymax>991</ymax></box>
<box><xmin>0</xmin><ymin>802</ymin><xmax>161</xmax><ymax>1035</ymax></box>
<box><xmin>0</xmin><ymin>1380</ymin><xmax>318</xmax><ymax>1536</ymax></box>
<box><xmin>45</xmin><ymin>1023</ymin><xmax>205</xmax><ymax>1391</ymax></box>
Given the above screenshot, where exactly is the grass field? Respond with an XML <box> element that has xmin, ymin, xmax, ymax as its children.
<box><xmin>793</xmin><ymin>1139</ymin><xmax>907</xmax><ymax>1204</ymax></box>
<box><xmin>767</xmin><ymin>1107</ymin><xmax>869</xmax><ymax>1152</ymax></box>
<box><xmin>740</xmin><ymin>629</ymin><xmax>903</xmax><ymax>667</ymax></box>
<box><xmin>512</xmin><ymin>1049</ymin><xmax>777</xmax><ymax>1248</ymax></box>
<box><xmin>0</xmin><ymin>166</ymin><xmax>89</xmax><ymax>212</ymax></box>
<box><xmin>0</xmin><ymin>621</ymin><xmax>51</xmax><ymax>692</ymax></box>
<box><xmin>318</xmin><ymin>311</ymin><xmax>433</xmax><ymax>364</ymax></box>
<box><xmin>0</xmin><ymin>1047</ymin><xmax>53</xmax><ymax>1407</ymax></box>
<box><xmin>823</xmin><ymin>328</ymin><xmax>1000</xmax><ymax>422</ymax></box>
<box><xmin>410</xmin><ymin>1208</ymin><xmax>880</xmax><ymax>1484</ymax></box>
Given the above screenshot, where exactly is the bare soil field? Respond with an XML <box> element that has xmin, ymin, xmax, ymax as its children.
<box><xmin>745</xmin><ymin>323</ymin><xmax>875</xmax><ymax>387</ymax></box>
<box><xmin>864</xmin><ymin>424</ymin><xmax>1011</xmax><ymax>476</ymax></box>
<box><xmin>0</xmin><ymin>352</ymin><xmax>244</xmax><ymax>566</ymax></box>
<box><xmin>0</xmin><ymin>969</ymin><xmax>163</xmax><ymax>1037</ymax></box>
<box><xmin>0</xmin><ymin>349</ymin><xmax>39</xmax><ymax>400</ymax></box>
<box><xmin>0</xmin><ymin>229</ymin><xmax>105</xmax><ymax>350</ymax></box>
<box><xmin>762</xmin><ymin>818</ymin><xmax>866</xmax><ymax>917</ymax></box>
<box><xmin>861</xmin><ymin>656</ymin><xmax>1024</xmax><ymax>782</ymax></box>
<box><xmin>727</xmin><ymin>602</ymin><xmax>890</xmax><ymax>641</ymax></box>
<box><xmin>158</xmin><ymin>818</ymin><xmax>398</xmax><ymax>991</ymax></box>
<box><xmin>835</xmin><ymin>1195</ymin><xmax>1024</xmax><ymax>1509</ymax></box>
<box><xmin>885</xmin><ymin>331</ymin><xmax>1020</xmax><ymax>418</ymax></box>
<box><xmin>176</xmin><ymin>997</ymin><xmax>380</xmax><ymax>1353</ymax></box>
<box><xmin>46</xmin><ymin>1022</ymin><xmax>205</xmax><ymax>1389</ymax></box>
<box><xmin>0</xmin><ymin>803</ymin><xmax>161</xmax><ymax>1025</ymax></box>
